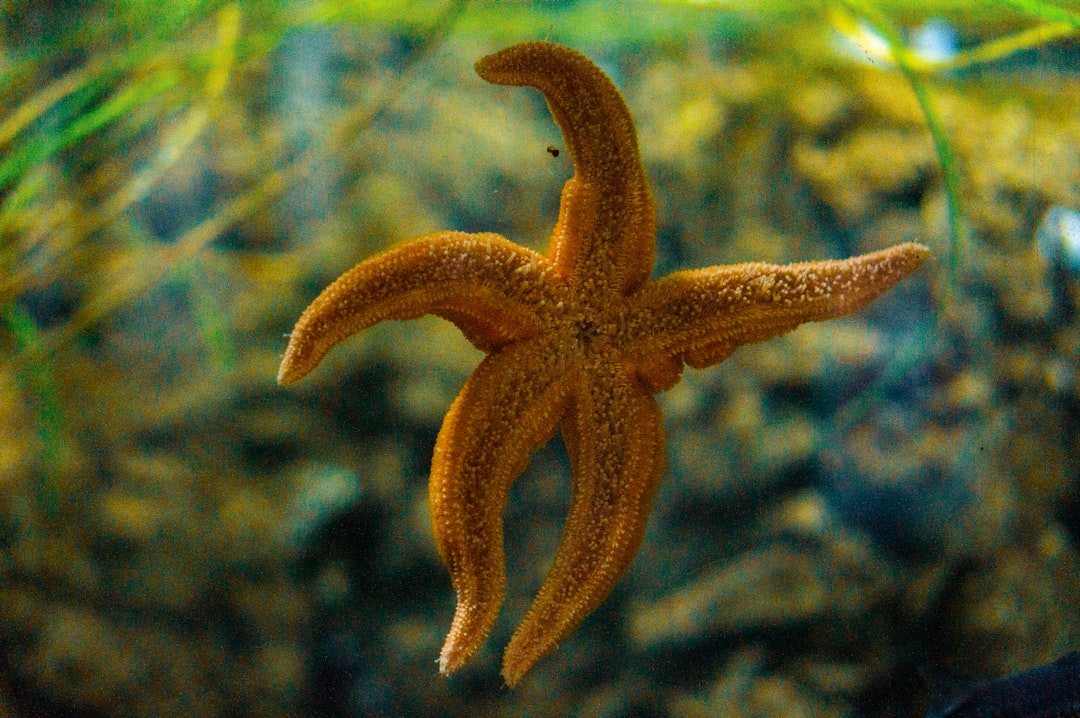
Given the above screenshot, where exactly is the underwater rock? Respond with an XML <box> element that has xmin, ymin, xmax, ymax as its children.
<box><xmin>629</xmin><ymin>514</ymin><xmax>895</xmax><ymax>651</ymax></box>
<box><xmin>947</xmin><ymin>533</ymin><xmax>1080</xmax><ymax>678</ymax></box>
<box><xmin>792</xmin><ymin>126</ymin><xmax>936</xmax><ymax>227</ymax></box>
<box><xmin>821</xmin><ymin>404</ymin><xmax>1014</xmax><ymax>563</ymax></box>
<box><xmin>669</xmin><ymin>647</ymin><xmax>849</xmax><ymax>718</ymax></box>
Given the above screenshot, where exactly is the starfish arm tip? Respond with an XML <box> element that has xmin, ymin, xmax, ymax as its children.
<box><xmin>866</xmin><ymin>240</ymin><xmax>933</xmax><ymax>292</ymax></box>
<box><xmin>437</xmin><ymin>648</ymin><xmax>461</xmax><ymax>679</ymax></box>
<box><xmin>500</xmin><ymin>661</ymin><xmax>529</xmax><ymax>689</ymax></box>
<box><xmin>430</xmin><ymin>589</ymin><xmax>502</xmax><ymax>682</ymax></box>
<box><xmin>276</xmin><ymin>360</ymin><xmax>298</xmax><ymax>386</ymax></box>
<box><xmin>437</xmin><ymin>612</ymin><xmax>492</xmax><ymax>680</ymax></box>
<box><xmin>276</xmin><ymin>342</ymin><xmax>317</xmax><ymax>386</ymax></box>
<box><xmin>900</xmin><ymin>241</ymin><xmax>932</xmax><ymax>264</ymax></box>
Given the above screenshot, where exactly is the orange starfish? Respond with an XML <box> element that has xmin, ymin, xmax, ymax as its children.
<box><xmin>278</xmin><ymin>41</ymin><xmax>929</xmax><ymax>687</ymax></box>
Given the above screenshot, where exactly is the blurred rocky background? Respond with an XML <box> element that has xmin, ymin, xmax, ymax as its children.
<box><xmin>1</xmin><ymin>1</ymin><xmax>1078</xmax><ymax>716</ymax></box>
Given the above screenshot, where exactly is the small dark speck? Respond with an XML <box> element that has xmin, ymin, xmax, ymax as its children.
<box><xmin>546</xmin><ymin>145</ymin><xmax>560</xmax><ymax>157</ymax></box>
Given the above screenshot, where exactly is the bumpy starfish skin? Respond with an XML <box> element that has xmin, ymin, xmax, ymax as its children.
<box><xmin>278</xmin><ymin>41</ymin><xmax>929</xmax><ymax>687</ymax></box>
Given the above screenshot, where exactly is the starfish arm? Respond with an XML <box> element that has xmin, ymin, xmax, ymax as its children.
<box><xmin>625</xmin><ymin>242</ymin><xmax>930</xmax><ymax>388</ymax></box>
<box><xmin>277</xmin><ymin>231</ymin><xmax>560</xmax><ymax>384</ymax></box>
<box><xmin>475</xmin><ymin>42</ymin><xmax>655</xmax><ymax>297</ymax></box>
<box><xmin>430</xmin><ymin>338</ymin><xmax>574</xmax><ymax>678</ymax></box>
<box><xmin>501</xmin><ymin>355</ymin><xmax>664</xmax><ymax>687</ymax></box>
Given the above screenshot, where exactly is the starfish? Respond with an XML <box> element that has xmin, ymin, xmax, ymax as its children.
<box><xmin>278</xmin><ymin>41</ymin><xmax>929</xmax><ymax>687</ymax></box>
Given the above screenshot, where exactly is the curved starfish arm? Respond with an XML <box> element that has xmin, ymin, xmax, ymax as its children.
<box><xmin>430</xmin><ymin>337</ymin><xmax>574</xmax><ymax>677</ymax></box>
<box><xmin>475</xmin><ymin>42</ymin><xmax>655</xmax><ymax>297</ymax></box>
<box><xmin>278</xmin><ymin>231</ymin><xmax>560</xmax><ymax>384</ymax></box>
<box><xmin>624</xmin><ymin>242</ymin><xmax>930</xmax><ymax>388</ymax></box>
<box><xmin>501</xmin><ymin>357</ymin><xmax>664</xmax><ymax>687</ymax></box>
